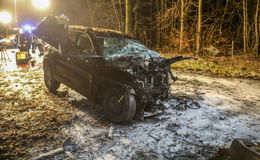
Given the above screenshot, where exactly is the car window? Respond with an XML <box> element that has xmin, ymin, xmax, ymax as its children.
<box><xmin>77</xmin><ymin>34</ymin><xmax>95</xmax><ymax>54</ymax></box>
<box><xmin>68</xmin><ymin>31</ymin><xmax>78</xmax><ymax>43</ymax></box>
<box><xmin>60</xmin><ymin>31</ymin><xmax>79</xmax><ymax>54</ymax></box>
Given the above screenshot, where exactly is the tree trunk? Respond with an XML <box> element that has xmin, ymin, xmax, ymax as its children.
<box><xmin>119</xmin><ymin>0</ymin><xmax>124</xmax><ymax>32</ymax></box>
<box><xmin>125</xmin><ymin>0</ymin><xmax>134</xmax><ymax>34</ymax></box>
<box><xmin>243</xmin><ymin>0</ymin><xmax>248</xmax><ymax>53</ymax></box>
<box><xmin>254</xmin><ymin>0</ymin><xmax>259</xmax><ymax>54</ymax></box>
<box><xmin>111</xmin><ymin>0</ymin><xmax>121</xmax><ymax>31</ymax></box>
<box><xmin>161</xmin><ymin>0</ymin><xmax>166</xmax><ymax>46</ymax></box>
<box><xmin>196</xmin><ymin>0</ymin><xmax>202</xmax><ymax>53</ymax></box>
<box><xmin>156</xmin><ymin>0</ymin><xmax>161</xmax><ymax>47</ymax></box>
<box><xmin>149</xmin><ymin>0</ymin><xmax>152</xmax><ymax>46</ymax></box>
<box><xmin>180</xmin><ymin>0</ymin><xmax>184</xmax><ymax>53</ymax></box>
<box><xmin>86</xmin><ymin>0</ymin><xmax>94</xmax><ymax>26</ymax></box>
<box><xmin>220</xmin><ymin>0</ymin><xmax>229</xmax><ymax>32</ymax></box>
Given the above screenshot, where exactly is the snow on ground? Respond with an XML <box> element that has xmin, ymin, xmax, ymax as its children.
<box><xmin>0</xmin><ymin>48</ymin><xmax>43</xmax><ymax>71</ymax></box>
<box><xmin>0</xmin><ymin>49</ymin><xmax>259</xmax><ymax>159</ymax></box>
<box><xmin>62</xmin><ymin>72</ymin><xmax>260</xmax><ymax>160</ymax></box>
<box><xmin>0</xmin><ymin>50</ymin><xmax>74</xmax><ymax>160</ymax></box>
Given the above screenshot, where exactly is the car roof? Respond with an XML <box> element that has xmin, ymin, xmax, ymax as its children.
<box><xmin>68</xmin><ymin>25</ymin><xmax>132</xmax><ymax>39</ymax></box>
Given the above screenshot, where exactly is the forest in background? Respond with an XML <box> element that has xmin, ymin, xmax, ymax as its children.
<box><xmin>61</xmin><ymin>0</ymin><xmax>259</xmax><ymax>56</ymax></box>
<box><xmin>0</xmin><ymin>0</ymin><xmax>259</xmax><ymax>78</ymax></box>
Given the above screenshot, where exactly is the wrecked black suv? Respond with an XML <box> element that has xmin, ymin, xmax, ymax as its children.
<box><xmin>34</xmin><ymin>16</ymin><xmax>195</xmax><ymax>123</ymax></box>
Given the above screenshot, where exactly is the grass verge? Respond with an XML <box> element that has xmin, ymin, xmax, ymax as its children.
<box><xmin>162</xmin><ymin>53</ymin><xmax>260</xmax><ymax>80</ymax></box>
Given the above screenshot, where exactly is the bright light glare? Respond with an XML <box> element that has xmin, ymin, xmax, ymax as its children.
<box><xmin>0</xmin><ymin>11</ymin><xmax>12</xmax><ymax>24</ymax></box>
<box><xmin>32</xmin><ymin>0</ymin><xmax>50</xmax><ymax>10</ymax></box>
<box><xmin>23</xmin><ymin>24</ymin><xmax>32</xmax><ymax>33</ymax></box>
<box><xmin>19</xmin><ymin>29</ymin><xmax>24</xmax><ymax>34</ymax></box>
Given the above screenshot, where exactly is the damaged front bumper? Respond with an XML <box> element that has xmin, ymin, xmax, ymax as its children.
<box><xmin>112</xmin><ymin>56</ymin><xmax>197</xmax><ymax>119</ymax></box>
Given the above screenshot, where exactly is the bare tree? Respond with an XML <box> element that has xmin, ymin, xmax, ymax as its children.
<box><xmin>111</xmin><ymin>0</ymin><xmax>122</xmax><ymax>31</ymax></box>
<box><xmin>119</xmin><ymin>0</ymin><xmax>124</xmax><ymax>32</ymax></box>
<box><xmin>196</xmin><ymin>0</ymin><xmax>202</xmax><ymax>53</ymax></box>
<box><xmin>161</xmin><ymin>0</ymin><xmax>166</xmax><ymax>46</ymax></box>
<box><xmin>155</xmin><ymin>0</ymin><xmax>161</xmax><ymax>47</ymax></box>
<box><xmin>125</xmin><ymin>0</ymin><xmax>134</xmax><ymax>34</ymax></box>
<box><xmin>243</xmin><ymin>0</ymin><xmax>248</xmax><ymax>53</ymax></box>
<box><xmin>254</xmin><ymin>0</ymin><xmax>259</xmax><ymax>54</ymax></box>
<box><xmin>180</xmin><ymin>0</ymin><xmax>185</xmax><ymax>52</ymax></box>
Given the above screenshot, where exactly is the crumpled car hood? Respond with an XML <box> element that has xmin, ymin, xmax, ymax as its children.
<box><xmin>104</xmin><ymin>51</ymin><xmax>162</xmax><ymax>69</ymax></box>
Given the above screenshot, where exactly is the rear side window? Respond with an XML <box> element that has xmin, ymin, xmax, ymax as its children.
<box><xmin>77</xmin><ymin>34</ymin><xmax>95</xmax><ymax>54</ymax></box>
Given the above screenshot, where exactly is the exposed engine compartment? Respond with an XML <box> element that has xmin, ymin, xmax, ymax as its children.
<box><xmin>106</xmin><ymin>55</ymin><xmax>196</xmax><ymax>113</ymax></box>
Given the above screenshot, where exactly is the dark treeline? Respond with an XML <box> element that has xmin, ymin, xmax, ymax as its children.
<box><xmin>1</xmin><ymin>0</ymin><xmax>259</xmax><ymax>55</ymax></box>
<box><xmin>56</xmin><ymin>0</ymin><xmax>259</xmax><ymax>56</ymax></box>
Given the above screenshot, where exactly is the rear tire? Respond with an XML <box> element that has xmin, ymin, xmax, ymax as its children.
<box><xmin>44</xmin><ymin>64</ymin><xmax>60</xmax><ymax>93</ymax></box>
<box><xmin>102</xmin><ymin>86</ymin><xmax>136</xmax><ymax>123</ymax></box>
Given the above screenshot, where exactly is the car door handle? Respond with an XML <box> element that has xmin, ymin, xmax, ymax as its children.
<box><xmin>67</xmin><ymin>57</ymin><xmax>70</xmax><ymax>61</ymax></box>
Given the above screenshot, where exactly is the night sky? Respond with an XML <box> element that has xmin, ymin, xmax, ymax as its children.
<box><xmin>0</xmin><ymin>0</ymin><xmax>79</xmax><ymax>27</ymax></box>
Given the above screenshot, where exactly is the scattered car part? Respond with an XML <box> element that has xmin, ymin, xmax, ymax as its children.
<box><xmin>230</xmin><ymin>139</ymin><xmax>260</xmax><ymax>160</ymax></box>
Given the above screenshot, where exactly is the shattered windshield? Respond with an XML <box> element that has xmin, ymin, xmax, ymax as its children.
<box><xmin>97</xmin><ymin>37</ymin><xmax>160</xmax><ymax>59</ymax></box>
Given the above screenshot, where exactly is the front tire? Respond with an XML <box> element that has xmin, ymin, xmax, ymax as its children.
<box><xmin>102</xmin><ymin>86</ymin><xmax>136</xmax><ymax>123</ymax></box>
<box><xmin>44</xmin><ymin>64</ymin><xmax>60</xmax><ymax>93</ymax></box>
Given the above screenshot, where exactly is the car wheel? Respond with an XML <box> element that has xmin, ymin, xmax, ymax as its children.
<box><xmin>102</xmin><ymin>86</ymin><xmax>136</xmax><ymax>123</ymax></box>
<box><xmin>44</xmin><ymin>64</ymin><xmax>60</xmax><ymax>93</ymax></box>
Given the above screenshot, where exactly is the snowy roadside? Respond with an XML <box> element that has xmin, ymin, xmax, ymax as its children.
<box><xmin>61</xmin><ymin>72</ymin><xmax>260</xmax><ymax>160</ymax></box>
<box><xmin>0</xmin><ymin>51</ymin><xmax>75</xmax><ymax>160</ymax></box>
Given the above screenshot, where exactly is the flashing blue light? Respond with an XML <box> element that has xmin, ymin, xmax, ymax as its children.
<box><xmin>23</xmin><ymin>24</ymin><xmax>33</xmax><ymax>33</ymax></box>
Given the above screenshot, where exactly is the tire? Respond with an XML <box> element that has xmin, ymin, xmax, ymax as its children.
<box><xmin>102</xmin><ymin>86</ymin><xmax>136</xmax><ymax>123</ymax></box>
<box><xmin>44</xmin><ymin>64</ymin><xmax>60</xmax><ymax>93</ymax></box>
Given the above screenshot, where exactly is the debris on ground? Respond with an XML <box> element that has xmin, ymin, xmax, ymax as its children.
<box><xmin>212</xmin><ymin>139</ymin><xmax>260</xmax><ymax>160</ymax></box>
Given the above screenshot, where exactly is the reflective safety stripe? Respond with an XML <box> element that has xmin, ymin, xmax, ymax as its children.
<box><xmin>16</xmin><ymin>52</ymin><xmax>29</xmax><ymax>60</ymax></box>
